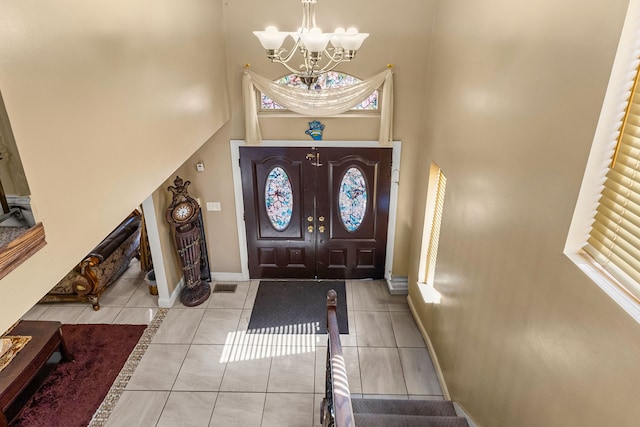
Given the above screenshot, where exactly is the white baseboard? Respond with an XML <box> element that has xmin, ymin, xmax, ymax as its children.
<box><xmin>453</xmin><ymin>402</ymin><xmax>479</xmax><ymax>427</ymax></box>
<box><xmin>209</xmin><ymin>272</ymin><xmax>249</xmax><ymax>282</ymax></box>
<box><xmin>158</xmin><ymin>278</ymin><xmax>184</xmax><ymax>308</ymax></box>
<box><xmin>386</xmin><ymin>275</ymin><xmax>408</xmax><ymax>294</ymax></box>
<box><xmin>407</xmin><ymin>294</ymin><xmax>450</xmax><ymax>400</ymax></box>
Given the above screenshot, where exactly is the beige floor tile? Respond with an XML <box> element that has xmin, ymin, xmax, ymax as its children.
<box><xmin>152</xmin><ymin>308</ymin><xmax>205</xmax><ymax>344</ymax></box>
<box><xmin>210</xmin><ymin>392</ymin><xmax>265</xmax><ymax>427</ymax></box>
<box><xmin>243</xmin><ymin>280</ymin><xmax>260</xmax><ymax>309</ymax></box>
<box><xmin>99</xmin><ymin>279</ymin><xmax>138</xmax><ymax>306</ymax></box>
<box><xmin>313</xmin><ymin>393</ymin><xmax>326</xmax><ymax>427</ymax></box>
<box><xmin>359</xmin><ymin>347</ymin><xmax>408</xmax><ymax>395</ymax></box>
<box><xmin>105</xmin><ymin>390</ymin><xmax>169</xmax><ymax>427</ymax></box>
<box><xmin>192</xmin><ymin>309</ymin><xmax>242</xmax><ymax>344</ymax></box>
<box><xmin>125</xmin><ymin>282</ymin><xmax>160</xmax><ymax>307</ymax></box>
<box><xmin>399</xmin><ymin>347</ymin><xmax>443</xmax><ymax>395</ymax></box>
<box><xmin>20</xmin><ymin>304</ymin><xmax>48</xmax><ymax>320</ymax></box>
<box><xmin>157</xmin><ymin>391</ymin><xmax>217</xmax><ymax>427</ymax></box>
<box><xmin>261</xmin><ymin>393</ymin><xmax>314</xmax><ymax>427</ymax></box>
<box><xmin>340</xmin><ymin>310</ymin><xmax>358</xmax><ymax>347</ymax></box>
<box><xmin>390</xmin><ymin>311</ymin><xmax>427</xmax><ymax>348</ymax></box>
<box><xmin>267</xmin><ymin>348</ymin><xmax>316</xmax><ymax>392</ymax></box>
<box><xmin>127</xmin><ymin>344</ymin><xmax>189</xmax><ymax>390</ymax></box>
<box><xmin>173</xmin><ymin>345</ymin><xmax>227</xmax><ymax>391</ymax></box>
<box><xmin>355</xmin><ymin>311</ymin><xmax>396</xmax><ymax>347</ymax></box>
<box><xmin>220</xmin><ymin>347</ymin><xmax>272</xmax><ymax>392</ymax></box>
<box><xmin>351</xmin><ymin>280</ymin><xmax>392</xmax><ymax>311</ymax></box>
<box><xmin>74</xmin><ymin>306</ymin><xmax>121</xmax><ymax>324</ymax></box>
<box><xmin>388</xmin><ymin>294</ymin><xmax>411</xmax><ymax>312</ymax></box>
<box><xmin>120</xmin><ymin>259</ymin><xmax>146</xmax><ymax>279</ymax></box>
<box><xmin>37</xmin><ymin>305</ymin><xmax>86</xmax><ymax>324</ymax></box>
<box><xmin>113</xmin><ymin>307</ymin><xmax>158</xmax><ymax>325</ymax></box>
<box><xmin>208</xmin><ymin>281</ymin><xmax>250</xmax><ymax>309</ymax></box>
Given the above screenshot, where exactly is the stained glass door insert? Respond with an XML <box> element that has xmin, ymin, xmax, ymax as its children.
<box><xmin>240</xmin><ymin>146</ymin><xmax>391</xmax><ymax>279</ymax></box>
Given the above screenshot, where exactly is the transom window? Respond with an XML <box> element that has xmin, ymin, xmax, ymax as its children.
<box><xmin>260</xmin><ymin>71</ymin><xmax>379</xmax><ymax>111</ymax></box>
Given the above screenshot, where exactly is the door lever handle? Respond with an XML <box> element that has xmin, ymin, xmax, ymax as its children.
<box><xmin>307</xmin><ymin>225</ymin><xmax>314</xmax><ymax>233</ymax></box>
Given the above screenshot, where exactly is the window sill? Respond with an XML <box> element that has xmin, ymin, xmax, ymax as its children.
<box><xmin>417</xmin><ymin>282</ymin><xmax>442</xmax><ymax>304</ymax></box>
<box><xmin>566</xmin><ymin>251</ymin><xmax>640</xmax><ymax>325</ymax></box>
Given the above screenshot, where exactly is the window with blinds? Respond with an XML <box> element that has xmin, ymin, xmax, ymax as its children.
<box><xmin>419</xmin><ymin>163</ymin><xmax>447</xmax><ymax>288</ymax></box>
<box><xmin>583</xmin><ymin>63</ymin><xmax>640</xmax><ymax>302</ymax></box>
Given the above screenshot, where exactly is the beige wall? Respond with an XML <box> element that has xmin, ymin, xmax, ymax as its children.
<box><xmin>0</xmin><ymin>0</ymin><xmax>230</xmax><ymax>333</ymax></box>
<box><xmin>408</xmin><ymin>0</ymin><xmax>640</xmax><ymax>426</ymax></box>
<box><xmin>181</xmin><ymin>0</ymin><xmax>437</xmax><ymax>277</ymax></box>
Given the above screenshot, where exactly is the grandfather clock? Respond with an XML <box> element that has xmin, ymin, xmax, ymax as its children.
<box><xmin>166</xmin><ymin>176</ymin><xmax>211</xmax><ymax>307</ymax></box>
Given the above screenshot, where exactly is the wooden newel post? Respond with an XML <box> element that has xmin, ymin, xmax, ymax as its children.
<box><xmin>166</xmin><ymin>176</ymin><xmax>211</xmax><ymax>307</ymax></box>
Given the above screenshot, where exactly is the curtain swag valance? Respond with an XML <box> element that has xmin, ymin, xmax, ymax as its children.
<box><xmin>242</xmin><ymin>69</ymin><xmax>394</xmax><ymax>145</ymax></box>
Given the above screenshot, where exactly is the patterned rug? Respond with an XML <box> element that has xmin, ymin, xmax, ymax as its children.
<box><xmin>10</xmin><ymin>310</ymin><xmax>167</xmax><ymax>427</ymax></box>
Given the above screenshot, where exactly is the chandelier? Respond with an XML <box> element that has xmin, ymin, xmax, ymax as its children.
<box><xmin>253</xmin><ymin>0</ymin><xmax>369</xmax><ymax>88</ymax></box>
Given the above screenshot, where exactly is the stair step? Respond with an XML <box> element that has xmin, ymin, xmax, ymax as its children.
<box><xmin>353</xmin><ymin>414</ymin><xmax>469</xmax><ymax>427</ymax></box>
<box><xmin>351</xmin><ymin>398</ymin><xmax>457</xmax><ymax>417</ymax></box>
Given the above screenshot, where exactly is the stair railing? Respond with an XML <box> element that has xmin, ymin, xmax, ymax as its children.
<box><xmin>321</xmin><ymin>290</ymin><xmax>355</xmax><ymax>427</ymax></box>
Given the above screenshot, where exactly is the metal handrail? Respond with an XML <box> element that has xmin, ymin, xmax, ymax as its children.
<box><xmin>321</xmin><ymin>290</ymin><xmax>355</xmax><ymax>427</ymax></box>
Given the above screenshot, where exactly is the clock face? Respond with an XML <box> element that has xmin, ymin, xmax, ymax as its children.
<box><xmin>173</xmin><ymin>202</ymin><xmax>194</xmax><ymax>222</ymax></box>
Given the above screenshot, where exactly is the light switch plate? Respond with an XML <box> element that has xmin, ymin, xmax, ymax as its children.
<box><xmin>207</xmin><ymin>202</ymin><xmax>221</xmax><ymax>211</ymax></box>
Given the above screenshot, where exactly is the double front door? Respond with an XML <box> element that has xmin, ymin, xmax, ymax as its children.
<box><xmin>240</xmin><ymin>146</ymin><xmax>392</xmax><ymax>279</ymax></box>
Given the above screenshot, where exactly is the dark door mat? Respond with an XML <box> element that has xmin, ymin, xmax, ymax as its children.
<box><xmin>248</xmin><ymin>281</ymin><xmax>349</xmax><ymax>334</ymax></box>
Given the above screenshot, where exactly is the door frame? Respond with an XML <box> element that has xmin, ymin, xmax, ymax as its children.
<box><xmin>231</xmin><ymin>139</ymin><xmax>402</xmax><ymax>282</ymax></box>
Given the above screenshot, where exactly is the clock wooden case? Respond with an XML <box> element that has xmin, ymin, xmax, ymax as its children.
<box><xmin>166</xmin><ymin>176</ymin><xmax>211</xmax><ymax>306</ymax></box>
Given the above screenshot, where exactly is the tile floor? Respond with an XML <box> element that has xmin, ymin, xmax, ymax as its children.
<box><xmin>22</xmin><ymin>260</ymin><xmax>445</xmax><ymax>427</ymax></box>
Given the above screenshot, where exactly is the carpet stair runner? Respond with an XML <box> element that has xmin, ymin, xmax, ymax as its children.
<box><xmin>351</xmin><ymin>398</ymin><xmax>469</xmax><ymax>427</ymax></box>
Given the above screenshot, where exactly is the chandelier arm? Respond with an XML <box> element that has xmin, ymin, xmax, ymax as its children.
<box><xmin>278</xmin><ymin>40</ymin><xmax>303</xmax><ymax>63</ymax></box>
<box><xmin>323</xmin><ymin>49</ymin><xmax>345</xmax><ymax>63</ymax></box>
<box><xmin>272</xmin><ymin>60</ymin><xmax>308</xmax><ymax>76</ymax></box>
<box><xmin>317</xmin><ymin>59</ymin><xmax>348</xmax><ymax>74</ymax></box>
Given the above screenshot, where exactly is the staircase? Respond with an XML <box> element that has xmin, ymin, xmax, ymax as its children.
<box><xmin>321</xmin><ymin>290</ymin><xmax>469</xmax><ymax>427</ymax></box>
<box><xmin>352</xmin><ymin>398</ymin><xmax>468</xmax><ymax>426</ymax></box>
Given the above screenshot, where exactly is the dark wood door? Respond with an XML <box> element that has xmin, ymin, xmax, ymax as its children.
<box><xmin>240</xmin><ymin>146</ymin><xmax>391</xmax><ymax>279</ymax></box>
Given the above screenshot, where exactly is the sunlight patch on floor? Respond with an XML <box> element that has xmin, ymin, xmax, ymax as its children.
<box><xmin>220</xmin><ymin>322</ymin><xmax>320</xmax><ymax>363</ymax></box>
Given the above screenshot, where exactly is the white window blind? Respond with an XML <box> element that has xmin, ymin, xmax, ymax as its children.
<box><xmin>423</xmin><ymin>166</ymin><xmax>447</xmax><ymax>285</ymax></box>
<box><xmin>584</xmin><ymin>63</ymin><xmax>640</xmax><ymax>301</ymax></box>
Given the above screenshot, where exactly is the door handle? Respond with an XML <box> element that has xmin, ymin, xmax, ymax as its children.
<box><xmin>318</xmin><ymin>225</ymin><xmax>325</xmax><ymax>233</ymax></box>
<box><xmin>308</xmin><ymin>225</ymin><xmax>314</xmax><ymax>233</ymax></box>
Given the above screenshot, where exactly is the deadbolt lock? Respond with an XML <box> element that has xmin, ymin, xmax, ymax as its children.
<box><xmin>307</xmin><ymin>216</ymin><xmax>314</xmax><ymax>222</ymax></box>
<box><xmin>318</xmin><ymin>216</ymin><xmax>325</xmax><ymax>222</ymax></box>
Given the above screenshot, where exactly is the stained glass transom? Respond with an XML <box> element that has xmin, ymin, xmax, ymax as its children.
<box><xmin>261</xmin><ymin>71</ymin><xmax>378</xmax><ymax>111</ymax></box>
<box><xmin>265</xmin><ymin>167</ymin><xmax>293</xmax><ymax>231</ymax></box>
<box><xmin>338</xmin><ymin>167</ymin><xmax>368</xmax><ymax>232</ymax></box>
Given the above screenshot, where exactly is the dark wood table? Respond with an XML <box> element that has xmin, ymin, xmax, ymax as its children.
<box><xmin>0</xmin><ymin>321</ymin><xmax>73</xmax><ymax>426</ymax></box>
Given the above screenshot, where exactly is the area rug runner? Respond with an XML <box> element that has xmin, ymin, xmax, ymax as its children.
<box><xmin>248</xmin><ymin>280</ymin><xmax>349</xmax><ymax>334</ymax></box>
<box><xmin>11</xmin><ymin>323</ymin><xmax>146</xmax><ymax>427</ymax></box>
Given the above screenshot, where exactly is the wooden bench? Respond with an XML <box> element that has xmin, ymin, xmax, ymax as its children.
<box><xmin>0</xmin><ymin>321</ymin><xmax>73</xmax><ymax>426</ymax></box>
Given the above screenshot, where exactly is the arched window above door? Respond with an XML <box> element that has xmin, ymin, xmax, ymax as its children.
<box><xmin>260</xmin><ymin>71</ymin><xmax>379</xmax><ymax>111</ymax></box>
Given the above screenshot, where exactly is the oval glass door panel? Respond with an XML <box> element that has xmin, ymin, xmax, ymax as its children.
<box><xmin>265</xmin><ymin>166</ymin><xmax>294</xmax><ymax>231</ymax></box>
<box><xmin>339</xmin><ymin>167</ymin><xmax>368</xmax><ymax>232</ymax></box>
